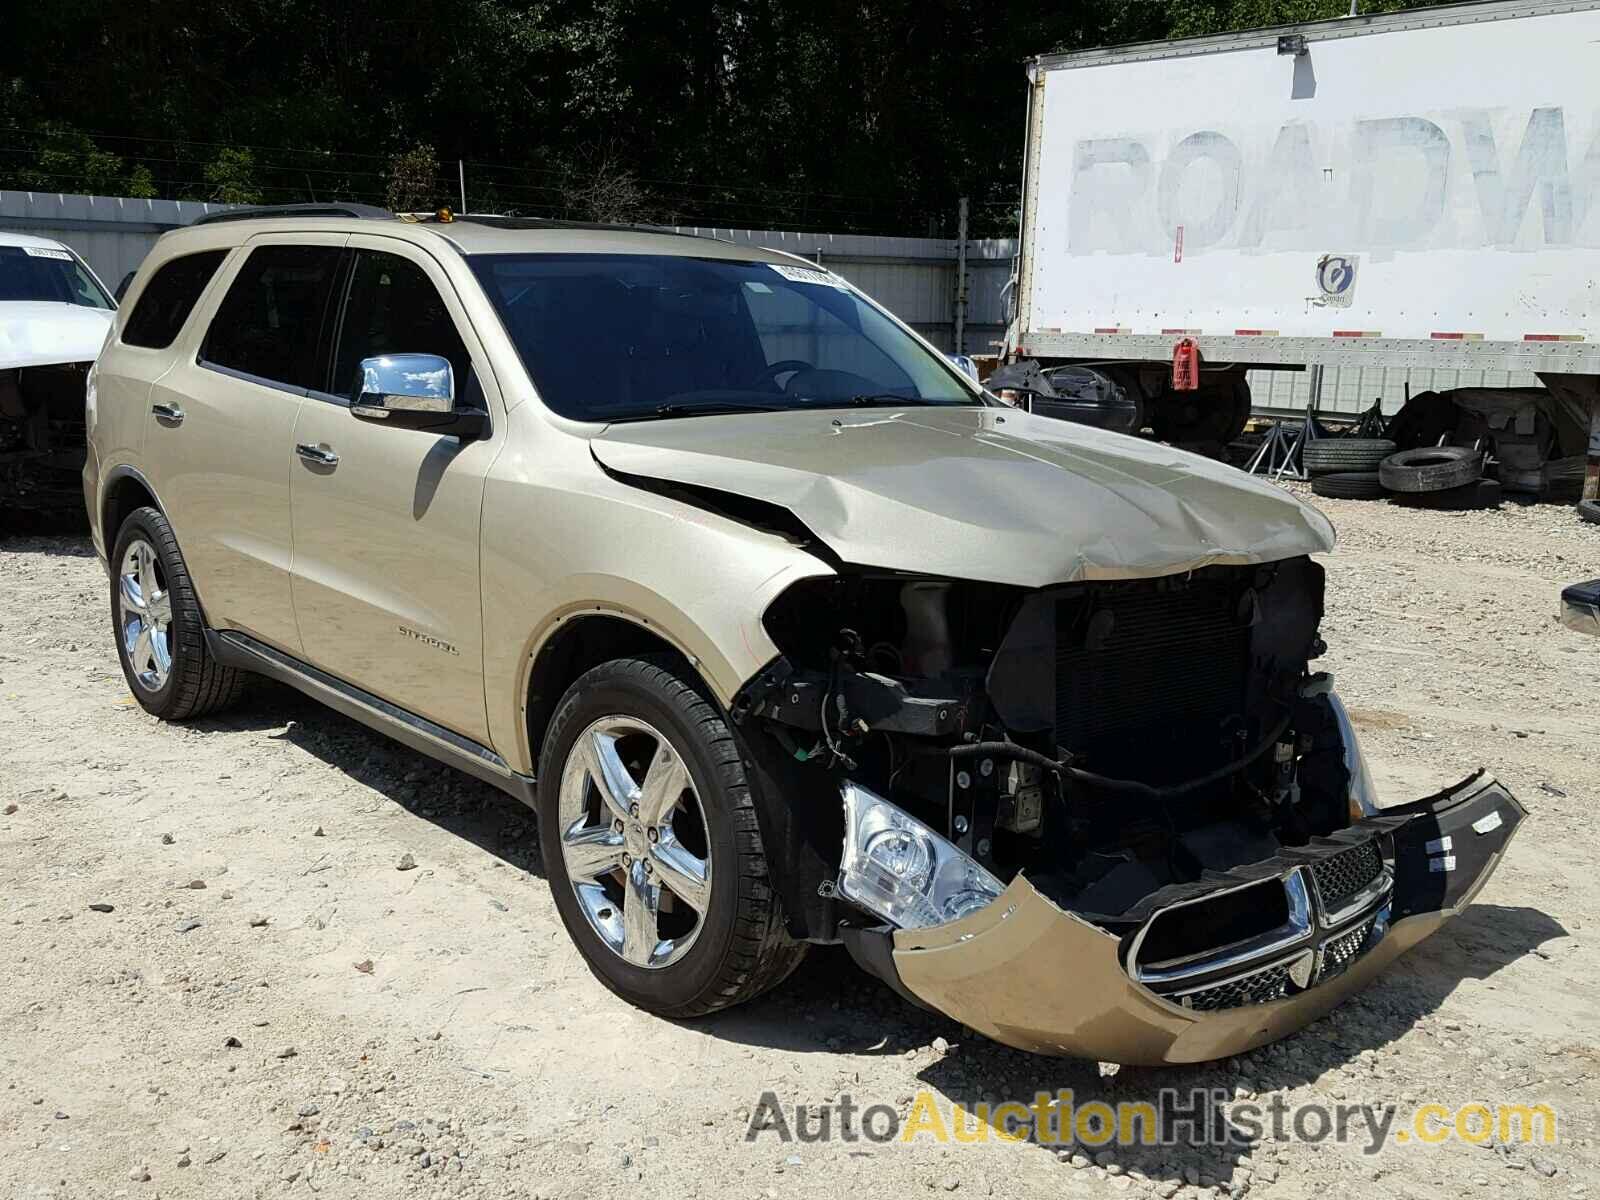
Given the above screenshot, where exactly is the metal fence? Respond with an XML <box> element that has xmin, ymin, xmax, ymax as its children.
<box><xmin>0</xmin><ymin>190</ymin><xmax>1536</xmax><ymax>411</ymax></box>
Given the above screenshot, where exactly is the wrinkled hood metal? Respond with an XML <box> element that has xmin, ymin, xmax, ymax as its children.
<box><xmin>591</xmin><ymin>407</ymin><xmax>1334</xmax><ymax>587</ymax></box>
<box><xmin>0</xmin><ymin>301</ymin><xmax>113</xmax><ymax>371</ymax></box>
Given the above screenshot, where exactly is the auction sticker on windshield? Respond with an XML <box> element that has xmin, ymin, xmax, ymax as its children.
<box><xmin>770</xmin><ymin>263</ymin><xmax>849</xmax><ymax>289</ymax></box>
<box><xmin>22</xmin><ymin>246</ymin><xmax>74</xmax><ymax>261</ymax></box>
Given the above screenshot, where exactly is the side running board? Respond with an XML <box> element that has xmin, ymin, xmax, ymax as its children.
<box><xmin>207</xmin><ymin>628</ymin><xmax>538</xmax><ymax>807</ymax></box>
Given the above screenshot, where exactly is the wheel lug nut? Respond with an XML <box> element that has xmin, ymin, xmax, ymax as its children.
<box><xmin>622</xmin><ymin>853</ymin><xmax>632</xmax><ymax>867</ymax></box>
<box><xmin>643</xmin><ymin>862</ymin><xmax>652</xmax><ymax>875</ymax></box>
<box><xmin>647</xmin><ymin>827</ymin><xmax>658</xmax><ymax>843</ymax></box>
<box><xmin>612</xmin><ymin>819</ymin><xmax>624</xmax><ymax>834</ymax></box>
<box><xmin>629</xmin><ymin>803</ymin><xmax>640</xmax><ymax>818</ymax></box>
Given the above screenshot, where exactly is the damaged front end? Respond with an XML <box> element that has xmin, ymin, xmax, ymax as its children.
<box><xmin>734</xmin><ymin>559</ymin><xmax>1525</xmax><ymax>1063</ymax></box>
<box><xmin>1</xmin><ymin>362</ymin><xmax>91</xmax><ymax>526</ymax></box>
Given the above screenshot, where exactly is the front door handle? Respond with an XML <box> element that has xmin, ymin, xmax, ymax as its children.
<box><xmin>295</xmin><ymin>443</ymin><xmax>340</xmax><ymax>467</ymax></box>
<box><xmin>151</xmin><ymin>402</ymin><xmax>184</xmax><ymax>425</ymax></box>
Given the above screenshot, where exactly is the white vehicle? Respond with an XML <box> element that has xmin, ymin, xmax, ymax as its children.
<box><xmin>1006</xmin><ymin>0</ymin><xmax>1600</xmax><ymax>482</ymax></box>
<box><xmin>1</xmin><ymin>230</ymin><xmax>116</xmax><ymax>523</ymax></box>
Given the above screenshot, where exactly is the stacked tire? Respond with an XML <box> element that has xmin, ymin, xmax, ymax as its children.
<box><xmin>1303</xmin><ymin>438</ymin><xmax>1395</xmax><ymax>501</ymax></box>
<box><xmin>1380</xmin><ymin>446</ymin><xmax>1496</xmax><ymax>510</ymax></box>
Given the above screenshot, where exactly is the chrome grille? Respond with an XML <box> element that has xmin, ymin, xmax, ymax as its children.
<box><xmin>1317</xmin><ymin>915</ymin><xmax>1378</xmax><ymax>984</ymax></box>
<box><xmin>1310</xmin><ymin>839</ymin><xmax>1382</xmax><ymax>910</ymax></box>
<box><xmin>1179</xmin><ymin>962</ymin><xmax>1294</xmax><ymax>1013</ymax></box>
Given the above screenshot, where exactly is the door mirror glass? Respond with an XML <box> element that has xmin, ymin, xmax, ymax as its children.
<box><xmin>354</xmin><ymin>354</ymin><xmax>454</xmax><ymax>414</ymax></box>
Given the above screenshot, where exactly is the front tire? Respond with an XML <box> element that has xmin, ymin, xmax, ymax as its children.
<box><xmin>538</xmin><ymin>655</ymin><xmax>805</xmax><ymax>1017</ymax></box>
<box><xmin>110</xmin><ymin>506</ymin><xmax>245</xmax><ymax>720</ymax></box>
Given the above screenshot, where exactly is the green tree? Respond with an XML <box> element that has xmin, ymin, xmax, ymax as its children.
<box><xmin>0</xmin><ymin>0</ymin><xmax>1443</xmax><ymax>231</ymax></box>
<box><xmin>385</xmin><ymin>143</ymin><xmax>441</xmax><ymax>213</ymax></box>
<box><xmin>17</xmin><ymin>123</ymin><xmax>124</xmax><ymax>194</ymax></box>
<box><xmin>125</xmin><ymin>164</ymin><xmax>158</xmax><ymax>200</ymax></box>
<box><xmin>203</xmin><ymin>148</ymin><xmax>263</xmax><ymax>205</ymax></box>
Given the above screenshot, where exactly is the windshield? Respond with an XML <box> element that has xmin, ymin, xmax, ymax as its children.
<box><xmin>0</xmin><ymin>244</ymin><xmax>114</xmax><ymax>309</ymax></box>
<box><xmin>468</xmin><ymin>253</ymin><xmax>979</xmax><ymax>421</ymax></box>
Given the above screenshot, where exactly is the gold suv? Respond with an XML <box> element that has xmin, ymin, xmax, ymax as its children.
<box><xmin>86</xmin><ymin>205</ymin><xmax>1523</xmax><ymax>1061</ymax></box>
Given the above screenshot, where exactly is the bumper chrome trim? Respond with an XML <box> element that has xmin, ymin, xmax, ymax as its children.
<box><xmin>1127</xmin><ymin>839</ymin><xmax>1394</xmax><ymax>1011</ymax></box>
<box><xmin>1129</xmin><ymin>869</ymin><xmax>1315</xmax><ymax>986</ymax></box>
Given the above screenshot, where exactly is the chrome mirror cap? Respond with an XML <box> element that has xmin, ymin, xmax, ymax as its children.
<box><xmin>355</xmin><ymin>354</ymin><xmax>454</xmax><ymax>415</ymax></box>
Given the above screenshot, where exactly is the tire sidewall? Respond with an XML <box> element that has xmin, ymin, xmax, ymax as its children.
<box><xmin>537</xmin><ymin>663</ymin><xmax>747</xmax><ymax>1013</ymax></box>
<box><xmin>110</xmin><ymin>508</ymin><xmax>185</xmax><ymax>715</ymax></box>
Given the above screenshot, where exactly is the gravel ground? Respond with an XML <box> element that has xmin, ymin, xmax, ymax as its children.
<box><xmin>2</xmin><ymin>490</ymin><xmax>1597</xmax><ymax>1200</ymax></box>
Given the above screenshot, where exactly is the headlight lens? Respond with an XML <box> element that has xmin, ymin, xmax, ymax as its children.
<box><xmin>1327</xmin><ymin>691</ymin><xmax>1380</xmax><ymax>818</ymax></box>
<box><xmin>838</xmin><ymin>781</ymin><xmax>1005</xmax><ymax>929</ymax></box>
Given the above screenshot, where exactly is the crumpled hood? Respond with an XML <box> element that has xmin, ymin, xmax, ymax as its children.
<box><xmin>591</xmin><ymin>406</ymin><xmax>1334</xmax><ymax>588</ymax></box>
<box><xmin>0</xmin><ymin>301</ymin><xmax>113</xmax><ymax>370</ymax></box>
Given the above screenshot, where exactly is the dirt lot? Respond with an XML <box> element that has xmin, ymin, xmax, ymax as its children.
<box><xmin>2</xmin><ymin>490</ymin><xmax>1597</xmax><ymax>1200</ymax></box>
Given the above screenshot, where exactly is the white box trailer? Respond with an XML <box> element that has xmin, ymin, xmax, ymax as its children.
<box><xmin>1008</xmin><ymin>0</ymin><xmax>1600</xmax><ymax>490</ymax></box>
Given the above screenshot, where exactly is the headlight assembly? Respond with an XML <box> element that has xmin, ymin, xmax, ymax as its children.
<box><xmin>837</xmin><ymin>781</ymin><xmax>1005</xmax><ymax>929</ymax></box>
<box><xmin>1327</xmin><ymin>690</ymin><xmax>1380</xmax><ymax>819</ymax></box>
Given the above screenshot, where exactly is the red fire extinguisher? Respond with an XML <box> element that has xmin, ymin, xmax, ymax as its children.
<box><xmin>1172</xmin><ymin>338</ymin><xmax>1200</xmax><ymax>391</ymax></box>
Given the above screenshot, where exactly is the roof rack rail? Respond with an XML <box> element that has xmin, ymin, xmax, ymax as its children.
<box><xmin>192</xmin><ymin>203</ymin><xmax>394</xmax><ymax>227</ymax></box>
<box><xmin>442</xmin><ymin>214</ymin><xmax>714</xmax><ymax>241</ymax></box>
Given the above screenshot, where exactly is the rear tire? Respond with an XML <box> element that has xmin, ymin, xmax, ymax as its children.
<box><xmin>538</xmin><ymin>655</ymin><xmax>805</xmax><ymax>1018</ymax></box>
<box><xmin>110</xmin><ymin>506</ymin><xmax>246</xmax><ymax>721</ymax></box>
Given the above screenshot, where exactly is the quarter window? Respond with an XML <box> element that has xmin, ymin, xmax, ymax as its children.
<box><xmin>330</xmin><ymin>250</ymin><xmax>472</xmax><ymax>401</ymax></box>
<box><xmin>121</xmin><ymin>250</ymin><xmax>228</xmax><ymax>349</ymax></box>
<box><xmin>200</xmin><ymin>245</ymin><xmax>344</xmax><ymax>390</ymax></box>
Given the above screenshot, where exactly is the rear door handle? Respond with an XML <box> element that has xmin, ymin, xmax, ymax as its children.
<box><xmin>151</xmin><ymin>402</ymin><xmax>184</xmax><ymax>425</ymax></box>
<box><xmin>295</xmin><ymin>443</ymin><xmax>340</xmax><ymax>467</ymax></box>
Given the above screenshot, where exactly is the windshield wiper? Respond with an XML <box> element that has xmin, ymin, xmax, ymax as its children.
<box><xmin>846</xmin><ymin>393</ymin><xmax>926</xmax><ymax>407</ymax></box>
<box><xmin>626</xmin><ymin>400</ymin><xmax>787</xmax><ymax>421</ymax></box>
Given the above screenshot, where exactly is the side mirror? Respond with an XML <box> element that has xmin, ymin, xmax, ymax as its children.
<box><xmin>350</xmin><ymin>354</ymin><xmax>487</xmax><ymax>440</ymax></box>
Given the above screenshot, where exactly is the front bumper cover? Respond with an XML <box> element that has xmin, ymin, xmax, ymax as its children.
<box><xmin>852</xmin><ymin>771</ymin><xmax>1524</xmax><ymax>1064</ymax></box>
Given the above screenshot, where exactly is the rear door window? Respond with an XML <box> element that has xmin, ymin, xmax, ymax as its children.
<box><xmin>328</xmin><ymin>250</ymin><xmax>472</xmax><ymax>402</ymax></box>
<box><xmin>122</xmin><ymin>250</ymin><xmax>229</xmax><ymax>349</ymax></box>
<box><xmin>200</xmin><ymin>245</ymin><xmax>345</xmax><ymax>391</ymax></box>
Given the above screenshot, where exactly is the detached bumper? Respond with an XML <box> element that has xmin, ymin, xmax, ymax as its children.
<box><xmin>864</xmin><ymin>772</ymin><xmax>1524</xmax><ymax>1064</ymax></box>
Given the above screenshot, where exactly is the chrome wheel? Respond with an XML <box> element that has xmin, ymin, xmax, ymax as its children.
<box><xmin>118</xmin><ymin>539</ymin><xmax>173</xmax><ymax>692</ymax></box>
<box><xmin>557</xmin><ymin>716</ymin><xmax>712</xmax><ymax>970</ymax></box>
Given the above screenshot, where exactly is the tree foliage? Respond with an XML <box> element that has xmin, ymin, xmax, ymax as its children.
<box><xmin>386</xmin><ymin>143</ymin><xmax>443</xmax><ymax>213</ymax></box>
<box><xmin>0</xmin><ymin>0</ymin><xmax>1434</xmax><ymax>234</ymax></box>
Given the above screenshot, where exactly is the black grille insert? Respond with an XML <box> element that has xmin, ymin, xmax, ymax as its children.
<box><xmin>1311</xmin><ymin>839</ymin><xmax>1383</xmax><ymax>912</ymax></box>
<box><xmin>1179</xmin><ymin>961</ymin><xmax>1295</xmax><ymax>1012</ymax></box>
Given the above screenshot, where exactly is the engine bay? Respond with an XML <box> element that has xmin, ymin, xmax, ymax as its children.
<box><xmin>737</xmin><ymin>555</ymin><xmax>1362</xmax><ymax>938</ymax></box>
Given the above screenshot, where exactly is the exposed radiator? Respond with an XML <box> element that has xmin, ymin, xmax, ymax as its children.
<box><xmin>1055</xmin><ymin>575</ymin><xmax>1253</xmax><ymax>784</ymax></box>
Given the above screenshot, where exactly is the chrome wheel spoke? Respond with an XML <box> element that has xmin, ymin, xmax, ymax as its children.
<box><xmin>562</xmin><ymin>823</ymin><xmax>627</xmax><ymax>879</ymax></box>
<box><xmin>136</xmin><ymin>544</ymin><xmax>160</xmax><ymax>606</ymax></box>
<box><xmin>130</xmin><ymin>626</ymin><xmax>155</xmax><ymax>676</ymax></box>
<box><xmin>649</xmin><ymin>840</ymin><xmax>710</xmax><ymax>915</ymax></box>
<box><xmin>150</xmin><ymin>627</ymin><xmax>173</xmax><ymax>678</ymax></box>
<box><xmin>583</xmin><ymin>729</ymin><xmax>640</xmax><ymax>824</ymax></box>
<box><xmin>637</xmin><ymin>742</ymin><xmax>688</xmax><ymax>827</ymax></box>
<box><xmin>118</xmin><ymin>572</ymin><xmax>147</xmax><ymax>618</ymax></box>
<box><xmin>621</xmin><ymin>861</ymin><xmax>661</xmax><ymax>966</ymax></box>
